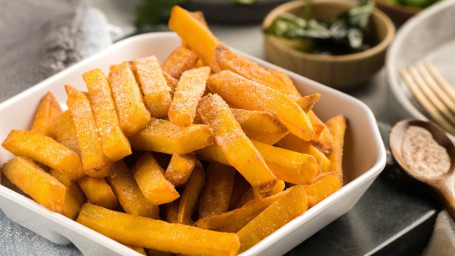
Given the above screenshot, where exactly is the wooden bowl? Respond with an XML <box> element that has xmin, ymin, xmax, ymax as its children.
<box><xmin>263</xmin><ymin>0</ymin><xmax>395</xmax><ymax>89</ymax></box>
<box><xmin>182</xmin><ymin>0</ymin><xmax>289</xmax><ymax>24</ymax></box>
<box><xmin>375</xmin><ymin>0</ymin><xmax>421</xmax><ymax>24</ymax></box>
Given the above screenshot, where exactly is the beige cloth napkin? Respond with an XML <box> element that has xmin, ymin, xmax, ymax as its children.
<box><xmin>423</xmin><ymin>210</ymin><xmax>455</xmax><ymax>256</ymax></box>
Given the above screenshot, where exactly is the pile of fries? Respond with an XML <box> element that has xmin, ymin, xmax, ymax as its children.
<box><xmin>0</xmin><ymin>6</ymin><xmax>347</xmax><ymax>256</ymax></box>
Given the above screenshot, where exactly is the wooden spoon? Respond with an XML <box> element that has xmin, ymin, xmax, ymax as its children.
<box><xmin>390</xmin><ymin>118</ymin><xmax>455</xmax><ymax>218</ymax></box>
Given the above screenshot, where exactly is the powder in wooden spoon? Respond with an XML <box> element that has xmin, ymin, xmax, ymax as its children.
<box><xmin>402</xmin><ymin>126</ymin><xmax>451</xmax><ymax>178</ymax></box>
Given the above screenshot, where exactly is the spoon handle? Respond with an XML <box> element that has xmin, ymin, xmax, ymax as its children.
<box><xmin>433</xmin><ymin>175</ymin><xmax>455</xmax><ymax>219</ymax></box>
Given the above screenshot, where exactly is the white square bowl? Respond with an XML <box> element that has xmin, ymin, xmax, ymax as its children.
<box><xmin>0</xmin><ymin>32</ymin><xmax>386</xmax><ymax>256</ymax></box>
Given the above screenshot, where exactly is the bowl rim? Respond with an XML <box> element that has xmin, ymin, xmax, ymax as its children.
<box><xmin>262</xmin><ymin>0</ymin><xmax>396</xmax><ymax>62</ymax></box>
<box><xmin>374</xmin><ymin>0</ymin><xmax>422</xmax><ymax>15</ymax></box>
<box><xmin>386</xmin><ymin>0</ymin><xmax>455</xmax><ymax>125</ymax></box>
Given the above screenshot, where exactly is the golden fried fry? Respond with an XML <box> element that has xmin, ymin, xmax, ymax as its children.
<box><xmin>165</xmin><ymin>153</ymin><xmax>197</xmax><ymax>186</ymax></box>
<box><xmin>50</xmin><ymin>169</ymin><xmax>85</xmax><ymax>219</ymax></box>
<box><xmin>78</xmin><ymin>176</ymin><xmax>119</xmax><ymax>210</ymax></box>
<box><xmin>2</xmin><ymin>129</ymin><xmax>83</xmax><ymax>180</ymax></box>
<box><xmin>168</xmin><ymin>6</ymin><xmax>221</xmax><ymax>72</ymax></box>
<box><xmin>2</xmin><ymin>157</ymin><xmax>66</xmax><ymax>212</ymax></box>
<box><xmin>277</xmin><ymin>133</ymin><xmax>331</xmax><ymax>172</ymax></box>
<box><xmin>169</xmin><ymin>66</ymin><xmax>210</xmax><ymax>126</ymax></box>
<box><xmin>163</xmin><ymin>199</ymin><xmax>180</xmax><ymax>223</ymax></box>
<box><xmin>195</xmin><ymin>189</ymin><xmax>289</xmax><ymax>233</ymax></box>
<box><xmin>237</xmin><ymin>185</ymin><xmax>308</xmax><ymax>252</ymax></box>
<box><xmin>163</xmin><ymin>71</ymin><xmax>178</xmax><ymax>91</ymax></box>
<box><xmin>197</xmin><ymin>140</ymin><xmax>320</xmax><ymax>185</ymax></box>
<box><xmin>133</xmin><ymin>153</ymin><xmax>179</xmax><ymax>205</ymax></box>
<box><xmin>231</xmin><ymin>108</ymin><xmax>288</xmax><ymax>145</ymax></box>
<box><xmin>108</xmin><ymin>161</ymin><xmax>159</xmax><ymax>218</ymax></box>
<box><xmin>266</xmin><ymin>68</ymin><xmax>302</xmax><ymax>97</ymax></box>
<box><xmin>197</xmin><ymin>93</ymin><xmax>277</xmax><ymax>196</ymax></box>
<box><xmin>207</xmin><ymin>70</ymin><xmax>313</xmax><ymax>141</ymax></box>
<box><xmin>54</xmin><ymin>111</ymin><xmax>81</xmax><ymax>156</ymax></box>
<box><xmin>305</xmin><ymin>172</ymin><xmax>342</xmax><ymax>207</ymax></box>
<box><xmin>65</xmin><ymin>85</ymin><xmax>113</xmax><ymax>178</ymax></box>
<box><xmin>198</xmin><ymin>162</ymin><xmax>236</xmax><ymax>219</ymax></box>
<box><xmin>83</xmin><ymin>69</ymin><xmax>131</xmax><ymax>162</ymax></box>
<box><xmin>177</xmin><ymin>163</ymin><xmax>205</xmax><ymax>225</ymax></box>
<box><xmin>235</xmin><ymin>186</ymin><xmax>255</xmax><ymax>209</ymax></box>
<box><xmin>108</xmin><ymin>61</ymin><xmax>151</xmax><ymax>136</ymax></box>
<box><xmin>1</xmin><ymin>170</ymin><xmax>25</xmax><ymax>196</ymax></box>
<box><xmin>168</xmin><ymin>67</ymin><xmax>210</xmax><ymax>126</ymax></box>
<box><xmin>162</xmin><ymin>46</ymin><xmax>199</xmax><ymax>79</ymax></box>
<box><xmin>76</xmin><ymin>203</ymin><xmax>241</xmax><ymax>256</ymax></box>
<box><xmin>264</xmin><ymin>179</ymin><xmax>285</xmax><ymax>197</ymax></box>
<box><xmin>228</xmin><ymin>173</ymin><xmax>250</xmax><ymax>210</ymax></box>
<box><xmin>129</xmin><ymin>118</ymin><xmax>214</xmax><ymax>155</ymax></box>
<box><xmin>215</xmin><ymin>44</ymin><xmax>296</xmax><ymax>98</ymax></box>
<box><xmin>308</xmin><ymin>111</ymin><xmax>334</xmax><ymax>155</ymax></box>
<box><xmin>325</xmin><ymin>115</ymin><xmax>347</xmax><ymax>184</ymax></box>
<box><xmin>131</xmin><ymin>56</ymin><xmax>172</xmax><ymax>117</ymax></box>
<box><xmin>295</xmin><ymin>93</ymin><xmax>321</xmax><ymax>113</ymax></box>
<box><xmin>30</xmin><ymin>91</ymin><xmax>62</xmax><ymax>138</ymax></box>
<box><xmin>252</xmin><ymin>140</ymin><xmax>320</xmax><ymax>185</ymax></box>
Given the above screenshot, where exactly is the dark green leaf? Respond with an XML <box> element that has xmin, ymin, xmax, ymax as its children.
<box><xmin>266</xmin><ymin>13</ymin><xmax>331</xmax><ymax>39</ymax></box>
<box><xmin>265</xmin><ymin>0</ymin><xmax>376</xmax><ymax>55</ymax></box>
<box><xmin>134</xmin><ymin>0</ymin><xmax>186</xmax><ymax>29</ymax></box>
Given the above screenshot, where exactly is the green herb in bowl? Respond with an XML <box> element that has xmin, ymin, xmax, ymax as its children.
<box><xmin>265</xmin><ymin>1</ymin><xmax>377</xmax><ymax>55</ymax></box>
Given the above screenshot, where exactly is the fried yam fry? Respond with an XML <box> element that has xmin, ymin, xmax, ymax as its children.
<box><xmin>108</xmin><ymin>61</ymin><xmax>151</xmax><ymax>136</ymax></box>
<box><xmin>83</xmin><ymin>69</ymin><xmax>131</xmax><ymax>162</ymax></box>
<box><xmin>305</xmin><ymin>172</ymin><xmax>342</xmax><ymax>207</ymax></box>
<box><xmin>197</xmin><ymin>141</ymin><xmax>320</xmax><ymax>185</ymax></box>
<box><xmin>177</xmin><ymin>163</ymin><xmax>205</xmax><ymax>225</ymax></box>
<box><xmin>195</xmin><ymin>189</ymin><xmax>289</xmax><ymax>233</ymax></box>
<box><xmin>308</xmin><ymin>111</ymin><xmax>334</xmax><ymax>155</ymax></box>
<box><xmin>264</xmin><ymin>179</ymin><xmax>285</xmax><ymax>197</ymax></box>
<box><xmin>165</xmin><ymin>153</ymin><xmax>197</xmax><ymax>186</ymax></box>
<box><xmin>2</xmin><ymin>157</ymin><xmax>66</xmax><ymax>212</ymax></box>
<box><xmin>78</xmin><ymin>176</ymin><xmax>119</xmax><ymax>210</ymax></box>
<box><xmin>169</xmin><ymin>66</ymin><xmax>210</xmax><ymax>127</ymax></box>
<box><xmin>131</xmin><ymin>56</ymin><xmax>172</xmax><ymax>117</ymax></box>
<box><xmin>108</xmin><ymin>161</ymin><xmax>159</xmax><ymax>218</ymax></box>
<box><xmin>295</xmin><ymin>93</ymin><xmax>321</xmax><ymax>113</ymax></box>
<box><xmin>235</xmin><ymin>186</ymin><xmax>256</xmax><ymax>209</ymax></box>
<box><xmin>215</xmin><ymin>44</ymin><xmax>295</xmax><ymax>98</ymax></box>
<box><xmin>54</xmin><ymin>110</ymin><xmax>81</xmax><ymax>156</ymax></box>
<box><xmin>162</xmin><ymin>46</ymin><xmax>199</xmax><ymax>79</ymax></box>
<box><xmin>197</xmin><ymin>93</ymin><xmax>277</xmax><ymax>196</ymax></box>
<box><xmin>50</xmin><ymin>169</ymin><xmax>85</xmax><ymax>219</ymax></box>
<box><xmin>266</xmin><ymin>68</ymin><xmax>301</xmax><ymax>97</ymax></box>
<box><xmin>198</xmin><ymin>162</ymin><xmax>236</xmax><ymax>219</ymax></box>
<box><xmin>168</xmin><ymin>6</ymin><xmax>221</xmax><ymax>72</ymax></box>
<box><xmin>326</xmin><ymin>115</ymin><xmax>347</xmax><ymax>184</ymax></box>
<box><xmin>277</xmin><ymin>133</ymin><xmax>331</xmax><ymax>172</ymax></box>
<box><xmin>207</xmin><ymin>70</ymin><xmax>313</xmax><ymax>141</ymax></box>
<box><xmin>30</xmin><ymin>91</ymin><xmax>62</xmax><ymax>138</ymax></box>
<box><xmin>76</xmin><ymin>203</ymin><xmax>241</xmax><ymax>256</ymax></box>
<box><xmin>231</xmin><ymin>108</ymin><xmax>288</xmax><ymax>145</ymax></box>
<box><xmin>129</xmin><ymin>118</ymin><xmax>214</xmax><ymax>155</ymax></box>
<box><xmin>228</xmin><ymin>174</ymin><xmax>250</xmax><ymax>210</ymax></box>
<box><xmin>252</xmin><ymin>140</ymin><xmax>320</xmax><ymax>185</ymax></box>
<box><xmin>65</xmin><ymin>85</ymin><xmax>113</xmax><ymax>178</ymax></box>
<box><xmin>237</xmin><ymin>185</ymin><xmax>308</xmax><ymax>252</ymax></box>
<box><xmin>163</xmin><ymin>199</ymin><xmax>180</xmax><ymax>223</ymax></box>
<box><xmin>133</xmin><ymin>153</ymin><xmax>179</xmax><ymax>205</ymax></box>
<box><xmin>2</xmin><ymin>129</ymin><xmax>83</xmax><ymax>180</ymax></box>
